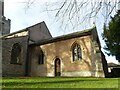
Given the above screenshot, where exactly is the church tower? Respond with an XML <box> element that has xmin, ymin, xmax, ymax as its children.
<box><xmin>0</xmin><ymin>0</ymin><xmax>11</xmax><ymax>36</ymax></box>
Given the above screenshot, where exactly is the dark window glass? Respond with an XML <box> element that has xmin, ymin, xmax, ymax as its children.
<box><xmin>73</xmin><ymin>43</ymin><xmax>82</xmax><ymax>61</ymax></box>
<box><xmin>38</xmin><ymin>51</ymin><xmax>44</xmax><ymax>64</ymax></box>
<box><xmin>11</xmin><ymin>43</ymin><xmax>21</xmax><ymax>64</ymax></box>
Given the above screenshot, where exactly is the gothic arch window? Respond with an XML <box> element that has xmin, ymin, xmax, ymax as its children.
<box><xmin>72</xmin><ymin>43</ymin><xmax>82</xmax><ymax>61</ymax></box>
<box><xmin>38</xmin><ymin>50</ymin><xmax>44</xmax><ymax>64</ymax></box>
<box><xmin>11</xmin><ymin>43</ymin><xmax>21</xmax><ymax>64</ymax></box>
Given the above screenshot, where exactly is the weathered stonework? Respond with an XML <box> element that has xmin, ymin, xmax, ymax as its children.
<box><xmin>2</xmin><ymin>17</ymin><xmax>11</xmax><ymax>35</ymax></box>
<box><xmin>2</xmin><ymin>21</ymin><xmax>52</xmax><ymax>76</ymax></box>
<box><xmin>2</xmin><ymin>36</ymin><xmax>28</xmax><ymax>76</ymax></box>
<box><xmin>27</xmin><ymin>46</ymin><xmax>47</xmax><ymax>76</ymax></box>
<box><xmin>29</xmin><ymin>29</ymin><xmax>107</xmax><ymax>77</ymax></box>
<box><xmin>42</xmin><ymin>36</ymin><xmax>92</xmax><ymax>77</ymax></box>
<box><xmin>2</xmin><ymin>22</ymin><xmax>108</xmax><ymax>77</ymax></box>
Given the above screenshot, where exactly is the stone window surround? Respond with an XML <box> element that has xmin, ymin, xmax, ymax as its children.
<box><xmin>10</xmin><ymin>43</ymin><xmax>22</xmax><ymax>65</ymax></box>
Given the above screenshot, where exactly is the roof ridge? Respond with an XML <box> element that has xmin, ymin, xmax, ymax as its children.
<box><xmin>53</xmin><ymin>25</ymin><xmax>96</xmax><ymax>38</ymax></box>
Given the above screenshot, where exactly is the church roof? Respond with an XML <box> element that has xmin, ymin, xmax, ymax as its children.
<box><xmin>1</xmin><ymin>28</ymin><xmax>27</xmax><ymax>38</ymax></box>
<box><xmin>1</xmin><ymin>21</ymin><xmax>52</xmax><ymax>38</ymax></box>
<box><xmin>30</xmin><ymin>26</ymin><xmax>96</xmax><ymax>46</ymax></box>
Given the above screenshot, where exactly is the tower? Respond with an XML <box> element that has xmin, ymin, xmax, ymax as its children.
<box><xmin>0</xmin><ymin>0</ymin><xmax>11</xmax><ymax>36</ymax></box>
<box><xmin>0</xmin><ymin>0</ymin><xmax>3</xmax><ymax>35</ymax></box>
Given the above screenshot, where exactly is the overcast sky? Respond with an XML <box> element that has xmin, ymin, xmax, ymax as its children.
<box><xmin>4</xmin><ymin>0</ymin><xmax>119</xmax><ymax>64</ymax></box>
<box><xmin>4</xmin><ymin>0</ymin><xmax>62</xmax><ymax>36</ymax></box>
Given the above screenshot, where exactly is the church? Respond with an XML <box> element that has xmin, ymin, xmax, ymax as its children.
<box><xmin>1</xmin><ymin>0</ymin><xmax>108</xmax><ymax>77</ymax></box>
<box><xmin>1</xmin><ymin>21</ymin><xmax>108</xmax><ymax>77</ymax></box>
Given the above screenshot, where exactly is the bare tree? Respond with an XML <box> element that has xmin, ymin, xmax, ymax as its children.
<box><xmin>23</xmin><ymin>0</ymin><xmax>120</xmax><ymax>30</ymax></box>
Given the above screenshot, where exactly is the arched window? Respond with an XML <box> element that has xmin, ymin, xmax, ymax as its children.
<box><xmin>38</xmin><ymin>50</ymin><xmax>44</xmax><ymax>64</ymax></box>
<box><xmin>72</xmin><ymin>43</ymin><xmax>82</xmax><ymax>61</ymax></box>
<box><xmin>11</xmin><ymin>43</ymin><xmax>21</xmax><ymax>64</ymax></box>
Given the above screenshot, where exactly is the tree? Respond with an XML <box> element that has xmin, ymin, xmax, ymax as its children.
<box><xmin>103</xmin><ymin>10</ymin><xmax>120</xmax><ymax>62</ymax></box>
<box><xmin>24</xmin><ymin>0</ymin><xmax>120</xmax><ymax>30</ymax></box>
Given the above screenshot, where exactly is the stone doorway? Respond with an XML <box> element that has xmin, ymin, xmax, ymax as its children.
<box><xmin>55</xmin><ymin>58</ymin><xmax>61</xmax><ymax>76</ymax></box>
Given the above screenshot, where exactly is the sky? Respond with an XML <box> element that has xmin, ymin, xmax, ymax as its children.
<box><xmin>4</xmin><ymin>0</ymin><xmax>119</xmax><ymax>64</ymax></box>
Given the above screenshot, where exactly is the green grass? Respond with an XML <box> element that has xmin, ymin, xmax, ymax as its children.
<box><xmin>2</xmin><ymin>77</ymin><xmax>119</xmax><ymax>88</ymax></box>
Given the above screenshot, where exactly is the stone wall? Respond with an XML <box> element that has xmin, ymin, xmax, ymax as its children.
<box><xmin>2</xmin><ymin>36</ymin><xmax>28</xmax><ymax>76</ymax></box>
<box><xmin>91</xmin><ymin>40</ymin><xmax>105</xmax><ymax>77</ymax></box>
<box><xmin>30</xmin><ymin>33</ymin><xmax>106</xmax><ymax>77</ymax></box>
<box><xmin>30</xmin><ymin>35</ymin><xmax>97</xmax><ymax>77</ymax></box>
<box><xmin>90</xmin><ymin>27</ymin><xmax>106</xmax><ymax>77</ymax></box>
<box><xmin>2</xmin><ymin>21</ymin><xmax>52</xmax><ymax>77</ymax></box>
<box><xmin>28</xmin><ymin>46</ymin><xmax>47</xmax><ymax>76</ymax></box>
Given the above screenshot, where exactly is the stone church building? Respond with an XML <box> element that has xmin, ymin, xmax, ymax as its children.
<box><xmin>1</xmin><ymin>21</ymin><xmax>108</xmax><ymax>77</ymax></box>
<box><xmin>1</xmin><ymin>0</ymin><xmax>108</xmax><ymax>78</ymax></box>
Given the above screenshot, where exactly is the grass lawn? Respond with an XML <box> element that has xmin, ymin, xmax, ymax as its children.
<box><xmin>2</xmin><ymin>77</ymin><xmax>119</xmax><ymax>88</ymax></box>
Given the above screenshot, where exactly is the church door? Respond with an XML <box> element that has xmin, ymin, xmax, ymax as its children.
<box><xmin>55</xmin><ymin>58</ymin><xmax>61</xmax><ymax>76</ymax></box>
